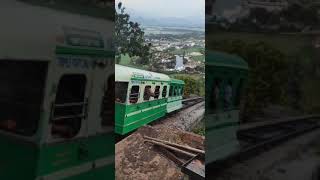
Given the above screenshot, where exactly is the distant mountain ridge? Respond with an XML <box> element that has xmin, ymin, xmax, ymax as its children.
<box><xmin>125</xmin><ymin>8</ymin><xmax>204</xmax><ymax>28</ymax></box>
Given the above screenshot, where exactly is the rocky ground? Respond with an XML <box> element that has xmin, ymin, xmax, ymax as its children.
<box><xmin>116</xmin><ymin>102</ymin><xmax>205</xmax><ymax>180</ymax></box>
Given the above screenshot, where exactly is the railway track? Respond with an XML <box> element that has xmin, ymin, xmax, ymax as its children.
<box><xmin>182</xmin><ymin>97</ymin><xmax>204</xmax><ymax>109</ymax></box>
<box><xmin>207</xmin><ymin>115</ymin><xmax>320</xmax><ymax>174</ymax></box>
<box><xmin>238</xmin><ymin>116</ymin><xmax>320</xmax><ymax>155</ymax></box>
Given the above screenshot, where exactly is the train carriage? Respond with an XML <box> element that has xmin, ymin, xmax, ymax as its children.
<box><xmin>205</xmin><ymin>51</ymin><xmax>249</xmax><ymax>164</ymax></box>
<box><xmin>0</xmin><ymin>3</ymin><xmax>114</xmax><ymax>180</ymax></box>
<box><xmin>167</xmin><ymin>78</ymin><xmax>185</xmax><ymax>113</ymax></box>
<box><xmin>115</xmin><ymin>64</ymin><xmax>171</xmax><ymax>135</ymax></box>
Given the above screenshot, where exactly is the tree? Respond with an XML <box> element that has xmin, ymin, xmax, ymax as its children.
<box><xmin>115</xmin><ymin>2</ymin><xmax>151</xmax><ymax>64</ymax></box>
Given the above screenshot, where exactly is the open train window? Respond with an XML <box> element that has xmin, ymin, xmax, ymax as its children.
<box><xmin>154</xmin><ymin>86</ymin><xmax>160</xmax><ymax>99</ymax></box>
<box><xmin>115</xmin><ymin>82</ymin><xmax>128</xmax><ymax>104</ymax></box>
<box><xmin>169</xmin><ymin>86</ymin><xmax>174</xmax><ymax>97</ymax></box>
<box><xmin>101</xmin><ymin>74</ymin><xmax>115</xmax><ymax>127</ymax></box>
<box><xmin>209</xmin><ymin>78</ymin><xmax>221</xmax><ymax>111</ymax></box>
<box><xmin>235</xmin><ymin>79</ymin><xmax>244</xmax><ymax>107</ymax></box>
<box><xmin>224</xmin><ymin>79</ymin><xmax>233</xmax><ymax>110</ymax></box>
<box><xmin>51</xmin><ymin>74</ymin><xmax>87</xmax><ymax>139</ymax></box>
<box><xmin>162</xmin><ymin>86</ymin><xmax>167</xmax><ymax>98</ymax></box>
<box><xmin>129</xmin><ymin>86</ymin><xmax>140</xmax><ymax>104</ymax></box>
<box><xmin>0</xmin><ymin>61</ymin><xmax>47</xmax><ymax>136</ymax></box>
<box><xmin>173</xmin><ymin>87</ymin><xmax>177</xmax><ymax>96</ymax></box>
<box><xmin>143</xmin><ymin>85</ymin><xmax>152</xmax><ymax>101</ymax></box>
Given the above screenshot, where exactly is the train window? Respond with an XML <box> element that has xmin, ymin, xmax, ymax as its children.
<box><xmin>224</xmin><ymin>79</ymin><xmax>233</xmax><ymax>110</ymax></box>
<box><xmin>169</xmin><ymin>86</ymin><xmax>173</xmax><ymax>97</ymax></box>
<box><xmin>210</xmin><ymin>78</ymin><xmax>221</xmax><ymax>111</ymax></box>
<box><xmin>51</xmin><ymin>74</ymin><xmax>86</xmax><ymax>139</ymax></box>
<box><xmin>0</xmin><ymin>61</ymin><xmax>47</xmax><ymax>136</ymax></box>
<box><xmin>115</xmin><ymin>82</ymin><xmax>128</xmax><ymax>104</ymax></box>
<box><xmin>181</xmin><ymin>87</ymin><xmax>184</xmax><ymax>96</ymax></box>
<box><xmin>173</xmin><ymin>87</ymin><xmax>177</xmax><ymax>96</ymax></box>
<box><xmin>154</xmin><ymin>86</ymin><xmax>160</xmax><ymax>99</ymax></box>
<box><xmin>101</xmin><ymin>74</ymin><xmax>115</xmax><ymax>127</ymax></box>
<box><xmin>235</xmin><ymin>79</ymin><xmax>244</xmax><ymax>107</ymax></box>
<box><xmin>162</xmin><ymin>86</ymin><xmax>167</xmax><ymax>98</ymax></box>
<box><xmin>129</xmin><ymin>86</ymin><xmax>140</xmax><ymax>104</ymax></box>
<box><xmin>143</xmin><ymin>86</ymin><xmax>152</xmax><ymax>101</ymax></box>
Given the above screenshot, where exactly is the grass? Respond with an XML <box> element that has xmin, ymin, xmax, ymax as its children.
<box><xmin>169</xmin><ymin>73</ymin><xmax>204</xmax><ymax>81</ymax></box>
<box><xmin>119</xmin><ymin>54</ymin><xmax>131</xmax><ymax>65</ymax></box>
<box><xmin>171</xmin><ymin>47</ymin><xmax>202</xmax><ymax>54</ymax></box>
<box><xmin>192</xmin><ymin>119</ymin><xmax>205</xmax><ymax>136</ymax></box>
<box><xmin>19</xmin><ymin>0</ymin><xmax>114</xmax><ymax>20</ymax></box>
<box><xmin>191</xmin><ymin>55</ymin><xmax>205</xmax><ymax>62</ymax></box>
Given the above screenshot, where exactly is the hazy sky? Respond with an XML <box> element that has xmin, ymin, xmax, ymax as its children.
<box><xmin>116</xmin><ymin>0</ymin><xmax>205</xmax><ymax>18</ymax></box>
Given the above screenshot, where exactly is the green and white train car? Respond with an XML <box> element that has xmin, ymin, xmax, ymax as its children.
<box><xmin>0</xmin><ymin>3</ymin><xmax>114</xmax><ymax>180</ymax></box>
<box><xmin>205</xmin><ymin>51</ymin><xmax>248</xmax><ymax>164</ymax></box>
<box><xmin>115</xmin><ymin>64</ymin><xmax>171</xmax><ymax>135</ymax></box>
<box><xmin>167</xmin><ymin>78</ymin><xmax>185</xmax><ymax>113</ymax></box>
<box><xmin>115</xmin><ymin>65</ymin><xmax>186</xmax><ymax>135</ymax></box>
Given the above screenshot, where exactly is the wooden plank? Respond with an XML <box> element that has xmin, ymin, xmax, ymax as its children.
<box><xmin>144</xmin><ymin>136</ymin><xmax>205</xmax><ymax>155</ymax></box>
<box><xmin>144</xmin><ymin>139</ymin><xmax>197</xmax><ymax>157</ymax></box>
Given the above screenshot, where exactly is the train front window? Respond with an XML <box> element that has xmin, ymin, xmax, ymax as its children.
<box><xmin>115</xmin><ymin>82</ymin><xmax>128</xmax><ymax>104</ymax></box>
<box><xmin>51</xmin><ymin>75</ymin><xmax>86</xmax><ymax>139</ymax></box>
<box><xmin>0</xmin><ymin>61</ymin><xmax>47</xmax><ymax>136</ymax></box>
<box><xmin>129</xmin><ymin>86</ymin><xmax>139</xmax><ymax>104</ymax></box>
<box><xmin>224</xmin><ymin>80</ymin><xmax>233</xmax><ymax>110</ymax></box>
<box><xmin>235</xmin><ymin>79</ymin><xmax>244</xmax><ymax>107</ymax></box>
<box><xmin>154</xmin><ymin>86</ymin><xmax>160</xmax><ymax>99</ymax></box>
<box><xmin>169</xmin><ymin>86</ymin><xmax>173</xmax><ymax>97</ymax></box>
<box><xmin>162</xmin><ymin>86</ymin><xmax>167</xmax><ymax>98</ymax></box>
<box><xmin>209</xmin><ymin>78</ymin><xmax>221</xmax><ymax>111</ymax></box>
<box><xmin>174</xmin><ymin>87</ymin><xmax>177</xmax><ymax>96</ymax></box>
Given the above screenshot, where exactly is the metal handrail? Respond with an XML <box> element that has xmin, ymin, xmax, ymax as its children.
<box><xmin>52</xmin><ymin>114</ymin><xmax>85</xmax><ymax>121</ymax></box>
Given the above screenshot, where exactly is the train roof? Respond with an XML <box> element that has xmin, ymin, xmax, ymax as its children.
<box><xmin>206</xmin><ymin>51</ymin><xmax>249</xmax><ymax>70</ymax></box>
<box><xmin>0</xmin><ymin>0</ymin><xmax>113</xmax><ymax>61</ymax></box>
<box><xmin>115</xmin><ymin>64</ymin><xmax>171</xmax><ymax>82</ymax></box>
<box><xmin>170</xmin><ymin>78</ymin><xmax>185</xmax><ymax>85</ymax></box>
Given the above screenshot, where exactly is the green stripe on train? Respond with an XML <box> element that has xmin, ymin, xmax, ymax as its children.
<box><xmin>0</xmin><ymin>133</ymin><xmax>114</xmax><ymax>179</ymax></box>
<box><xmin>56</xmin><ymin>46</ymin><xmax>114</xmax><ymax>57</ymax></box>
<box><xmin>115</xmin><ymin>99</ymin><xmax>167</xmax><ymax>135</ymax></box>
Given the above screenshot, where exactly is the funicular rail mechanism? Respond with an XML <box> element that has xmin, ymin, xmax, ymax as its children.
<box><xmin>208</xmin><ymin>115</ymin><xmax>320</xmax><ymax>172</ymax></box>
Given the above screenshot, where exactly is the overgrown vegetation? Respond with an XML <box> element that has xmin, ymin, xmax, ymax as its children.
<box><xmin>115</xmin><ymin>2</ymin><xmax>151</xmax><ymax>65</ymax></box>
<box><xmin>192</xmin><ymin>119</ymin><xmax>205</xmax><ymax>136</ymax></box>
<box><xmin>208</xmin><ymin>34</ymin><xmax>320</xmax><ymax>121</ymax></box>
<box><xmin>172</xmin><ymin>75</ymin><xmax>205</xmax><ymax>97</ymax></box>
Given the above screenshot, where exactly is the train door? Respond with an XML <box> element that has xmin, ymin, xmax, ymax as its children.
<box><xmin>48</xmin><ymin>56</ymin><xmax>93</xmax><ymax>142</ymax></box>
<box><xmin>206</xmin><ymin>67</ymin><xmax>240</xmax><ymax>163</ymax></box>
<box><xmin>35</xmin><ymin>54</ymin><xmax>97</xmax><ymax>179</ymax></box>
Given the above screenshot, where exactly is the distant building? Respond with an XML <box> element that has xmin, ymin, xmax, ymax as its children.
<box><xmin>175</xmin><ymin>55</ymin><xmax>185</xmax><ymax>71</ymax></box>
